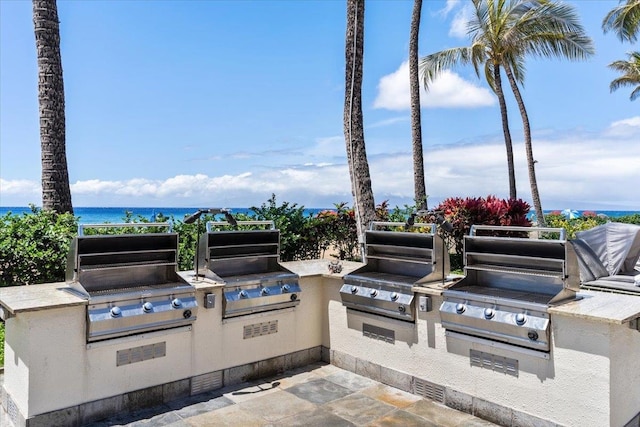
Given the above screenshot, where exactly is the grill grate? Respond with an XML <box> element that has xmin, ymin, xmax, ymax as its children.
<box><xmin>116</xmin><ymin>342</ymin><xmax>166</xmax><ymax>366</ymax></box>
<box><xmin>470</xmin><ymin>349</ymin><xmax>518</xmax><ymax>377</ymax></box>
<box><xmin>243</xmin><ymin>320</ymin><xmax>278</xmax><ymax>339</ymax></box>
<box><xmin>413</xmin><ymin>378</ymin><xmax>445</xmax><ymax>403</ymax></box>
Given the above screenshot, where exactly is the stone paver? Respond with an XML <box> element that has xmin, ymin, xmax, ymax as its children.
<box><xmin>1</xmin><ymin>363</ymin><xmax>500</xmax><ymax>427</ymax></box>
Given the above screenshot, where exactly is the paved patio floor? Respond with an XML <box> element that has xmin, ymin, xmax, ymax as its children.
<box><xmin>2</xmin><ymin>363</ymin><xmax>499</xmax><ymax>426</ymax></box>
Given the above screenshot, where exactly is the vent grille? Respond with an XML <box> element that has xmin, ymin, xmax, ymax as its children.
<box><xmin>191</xmin><ymin>371</ymin><xmax>223</xmax><ymax>395</ymax></box>
<box><xmin>116</xmin><ymin>341</ymin><xmax>166</xmax><ymax>366</ymax></box>
<box><xmin>362</xmin><ymin>323</ymin><xmax>395</xmax><ymax>344</ymax></box>
<box><xmin>6</xmin><ymin>394</ymin><xmax>19</xmax><ymax>426</ymax></box>
<box><xmin>413</xmin><ymin>378</ymin><xmax>445</xmax><ymax>403</ymax></box>
<box><xmin>470</xmin><ymin>349</ymin><xmax>518</xmax><ymax>377</ymax></box>
<box><xmin>243</xmin><ymin>320</ymin><xmax>278</xmax><ymax>339</ymax></box>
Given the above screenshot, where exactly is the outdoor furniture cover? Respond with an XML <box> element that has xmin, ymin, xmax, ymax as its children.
<box><xmin>572</xmin><ymin>222</ymin><xmax>640</xmax><ymax>294</ymax></box>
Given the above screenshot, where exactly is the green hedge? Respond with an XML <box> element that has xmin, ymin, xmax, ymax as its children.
<box><xmin>1</xmin><ymin>200</ymin><xmax>638</xmax><ymax>287</ymax></box>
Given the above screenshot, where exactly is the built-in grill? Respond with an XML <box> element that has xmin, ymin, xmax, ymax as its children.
<box><xmin>341</xmin><ymin>221</ymin><xmax>450</xmax><ymax>322</ymax></box>
<box><xmin>66</xmin><ymin>223</ymin><xmax>198</xmax><ymax>343</ymax></box>
<box><xmin>440</xmin><ymin>226</ymin><xmax>580</xmax><ymax>353</ymax></box>
<box><xmin>196</xmin><ymin>220</ymin><xmax>301</xmax><ymax>318</ymax></box>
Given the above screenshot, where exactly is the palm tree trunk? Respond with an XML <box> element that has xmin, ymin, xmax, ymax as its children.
<box><xmin>33</xmin><ymin>0</ymin><xmax>73</xmax><ymax>214</ymax></box>
<box><xmin>409</xmin><ymin>0</ymin><xmax>426</xmax><ymax>209</ymax></box>
<box><xmin>493</xmin><ymin>64</ymin><xmax>517</xmax><ymax>200</ymax></box>
<box><xmin>344</xmin><ymin>0</ymin><xmax>376</xmax><ymax>251</ymax></box>
<box><xmin>503</xmin><ymin>64</ymin><xmax>545</xmax><ymax>226</ymax></box>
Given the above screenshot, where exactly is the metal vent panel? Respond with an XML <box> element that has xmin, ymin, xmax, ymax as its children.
<box><xmin>116</xmin><ymin>341</ymin><xmax>166</xmax><ymax>366</ymax></box>
<box><xmin>244</xmin><ymin>320</ymin><xmax>278</xmax><ymax>339</ymax></box>
<box><xmin>191</xmin><ymin>371</ymin><xmax>223</xmax><ymax>395</ymax></box>
<box><xmin>6</xmin><ymin>394</ymin><xmax>19</xmax><ymax>426</ymax></box>
<box><xmin>362</xmin><ymin>323</ymin><xmax>395</xmax><ymax>344</ymax></box>
<box><xmin>470</xmin><ymin>349</ymin><xmax>518</xmax><ymax>377</ymax></box>
<box><xmin>413</xmin><ymin>378</ymin><xmax>445</xmax><ymax>403</ymax></box>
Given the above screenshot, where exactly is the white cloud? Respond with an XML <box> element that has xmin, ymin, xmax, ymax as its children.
<box><xmin>437</xmin><ymin>0</ymin><xmax>461</xmax><ymax>17</ymax></box>
<box><xmin>0</xmin><ymin>178</ymin><xmax>40</xmax><ymax>196</ymax></box>
<box><xmin>449</xmin><ymin>3</ymin><xmax>474</xmax><ymax>38</ymax></box>
<box><xmin>374</xmin><ymin>61</ymin><xmax>495</xmax><ymax>111</ymax></box>
<box><xmin>604</xmin><ymin>116</ymin><xmax>640</xmax><ymax>137</ymax></box>
<box><xmin>2</xmin><ymin>118</ymin><xmax>639</xmax><ymax>210</ymax></box>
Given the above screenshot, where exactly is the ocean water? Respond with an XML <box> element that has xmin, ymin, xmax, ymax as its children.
<box><xmin>1</xmin><ymin>206</ymin><xmax>639</xmax><ymax>225</ymax></box>
<box><xmin>0</xmin><ymin>206</ymin><xmax>329</xmax><ymax>224</ymax></box>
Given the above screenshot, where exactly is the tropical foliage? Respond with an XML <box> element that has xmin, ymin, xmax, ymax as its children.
<box><xmin>603</xmin><ymin>0</ymin><xmax>640</xmax><ymax>100</ymax></box>
<box><xmin>608</xmin><ymin>51</ymin><xmax>640</xmax><ymax>101</ymax></box>
<box><xmin>420</xmin><ymin>0</ymin><xmax>594</xmax><ymax>226</ymax></box>
<box><xmin>429</xmin><ymin>195</ymin><xmax>533</xmax><ymax>269</ymax></box>
<box><xmin>0</xmin><ymin>206</ymin><xmax>77</xmax><ymax>286</ymax></box>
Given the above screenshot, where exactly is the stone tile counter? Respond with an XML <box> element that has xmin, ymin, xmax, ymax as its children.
<box><xmin>549</xmin><ymin>289</ymin><xmax>640</xmax><ymax>324</ymax></box>
<box><xmin>0</xmin><ymin>282</ymin><xmax>86</xmax><ymax>320</ymax></box>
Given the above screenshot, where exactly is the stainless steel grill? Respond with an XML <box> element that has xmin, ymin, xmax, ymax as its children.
<box><xmin>66</xmin><ymin>223</ymin><xmax>198</xmax><ymax>343</ymax></box>
<box><xmin>196</xmin><ymin>220</ymin><xmax>301</xmax><ymax>318</ymax></box>
<box><xmin>440</xmin><ymin>226</ymin><xmax>580</xmax><ymax>353</ymax></box>
<box><xmin>341</xmin><ymin>221</ymin><xmax>449</xmax><ymax>322</ymax></box>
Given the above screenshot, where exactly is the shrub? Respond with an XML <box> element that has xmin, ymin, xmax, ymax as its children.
<box><xmin>431</xmin><ymin>196</ymin><xmax>533</xmax><ymax>270</ymax></box>
<box><xmin>543</xmin><ymin>213</ymin><xmax>607</xmax><ymax>239</ymax></box>
<box><xmin>313</xmin><ymin>202</ymin><xmax>360</xmax><ymax>260</ymax></box>
<box><xmin>0</xmin><ymin>206</ymin><xmax>78</xmax><ymax>286</ymax></box>
<box><xmin>251</xmin><ymin>194</ymin><xmax>321</xmax><ymax>261</ymax></box>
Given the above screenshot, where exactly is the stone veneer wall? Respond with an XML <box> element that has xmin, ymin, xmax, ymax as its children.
<box><xmin>2</xmin><ymin>346</ymin><xmax>322</xmax><ymax>427</ymax></box>
<box><xmin>326</xmin><ymin>347</ymin><xmax>639</xmax><ymax>427</ymax></box>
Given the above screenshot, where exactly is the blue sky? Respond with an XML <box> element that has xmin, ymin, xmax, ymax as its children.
<box><xmin>1</xmin><ymin>0</ymin><xmax>638</xmax><ymax>210</ymax></box>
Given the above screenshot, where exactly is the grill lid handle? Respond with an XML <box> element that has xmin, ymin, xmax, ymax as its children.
<box><xmin>469</xmin><ymin>225</ymin><xmax>566</xmax><ymax>241</ymax></box>
<box><xmin>78</xmin><ymin>222</ymin><xmax>173</xmax><ymax>236</ymax></box>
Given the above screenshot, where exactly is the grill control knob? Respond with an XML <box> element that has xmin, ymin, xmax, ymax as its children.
<box><xmin>290</xmin><ymin>293</ymin><xmax>298</xmax><ymax>301</ymax></box>
<box><xmin>110</xmin><ymin>306</ymin><xmax>122</xmax><ymax>318</ymax></box>
<box><xmin>484</xmin><ymin>308</ymin><xmax>495</xmax><ymax>319</ymax></box>
<box><xmin>515</xmin><ymin>313</ymin><xmax>527</xmax><ymax>326</ymax></box>
<box><xmin>527</xmin><ymin>330</ymin><xmax>539</xmax><ymax>341</ymax></box>
<box><xmin>398</xmin><ymin>305</ymin><xmax>406</xmax><ymax>313</ymax></box>
<box><xmin>351</xmin><ymin>286</ymin><xmax>359</xmax><ymax>294</ymax></box>
<box><xmin>171</xmin><ymin>298</ymin><xmax>183</xmax><ymax>309</ymax></box>
<box><xmin>455</xmin><ymin>303</ymin><xmax>466</xmax><ymax>314</ymax></box>
<box><xmin>261</xmin><ymin>287</ymin><xmax>270</xmax><ymax>296</ymax></box>
<box><xmin>370</xmin><ymin>289</ymin><xmax>379</xmax><ymax>298</ymax></box>
<box><xmin>239</xmin><ymin>290</ymin><xmax>248</xmax><ymax>299</ymax></box>
<box><xmin>390</xmin><ymin>292</ymin><xmax>399</xmax><ymax>301</ymax></box>
<box><xmin>142</xmin><ymin>302</ymin><xmax>154</xmax><ymax>313</ymax></box>
<box><xmin>281</xmin><ymin>284</ymin><xmax>291</xmax><ymax>293</ymax></box>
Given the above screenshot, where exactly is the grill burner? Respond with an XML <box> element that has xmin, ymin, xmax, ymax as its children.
<box><xmin>440</xmin><ymin>226</ymin><xmax>580</xmax><ymax>353</ymax></box>
<box><xmin>66</xmin><ymin>223</ymin><xmax>198</xmax><ymax>343</ymax></box>
<box><xmin>341</xmin><ymin>221</ymin><xmax>449</xmax><ymax>322</ymax></box>
<box><xmin>196</xmin><ymin>221</ymin><xmax>301</xmax><ymax>318</ymax></box>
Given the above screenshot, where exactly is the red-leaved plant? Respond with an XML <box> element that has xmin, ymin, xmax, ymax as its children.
<box><xmin>431</xmin><ymin>196</ymin><xmax>532</xmax><ymax>270</ymax></box>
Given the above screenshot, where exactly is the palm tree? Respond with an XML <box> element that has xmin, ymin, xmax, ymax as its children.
<box><xmin>33</xmin><ymin>0</ymin><xmax>73</xmax><ymax>214</ymax></box>
<box><xmin>420</xmin><ymin>2</ymin><xmax>518</xmax><ymax>201</ymax></box>
<box><xmin>409</xmin><ymin>0</ymin><xmax>427</xmax><ymax>209</ymax></box>
<box><xmin>603</xmin><ymin>0</ymin><xmax>640</xmax><ymax>101</ymax></box>
<box><xmin>602</xmin><ymin>0</ymin><xmax>640</xmax><ymax>42</ymax></box>
<box><xmin>344</xmin><ymin>0</ymin><xmax>376</xmax><ymax>251</ymax></box>
<box><xmin>608</xmin><ymin>51</ymin><xmax>640</xmax><ymax>100</ymax></box>
<box><xmin>421</xmin><ymin>0</ymin><xmax>593</xmax><ymax>225</ymax></box>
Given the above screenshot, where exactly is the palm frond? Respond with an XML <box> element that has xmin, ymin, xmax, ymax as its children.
<box><xmin>602</xmin><ymin>0</ymin><xmax>640</xmax><ymax>43</ymax></box>
<box><xmin>608</xmin><ymin>51</ymin><xmax>640</xmax><ymax>101</ymax></box>
<box><xmin>419</xmin><ymin>47</ymin><xmax>474</xmax><ymax>89</ymax></box>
